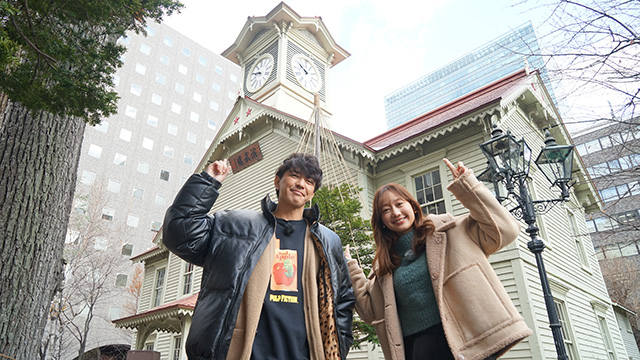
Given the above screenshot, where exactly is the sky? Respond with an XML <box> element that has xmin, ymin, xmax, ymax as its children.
<box><xmin>164</xmin><ymin>0</ymin><xmax>552</xmax><ymax>142</ymax></box>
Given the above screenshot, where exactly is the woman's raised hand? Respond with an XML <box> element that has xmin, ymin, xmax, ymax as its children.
<box><xmin>444</xmin><ymin>158</ymin><xmax>467</xmax><ymax>179</ymax></box>
<box><xmin>206</xmin><ymin>159</ymin><xmax>232</xmax><ymax>183</ymax></box>
<box><xmin>344</xmin><ymin>244</ymin><xmax>352</xmax><ymax>260</ymax></box>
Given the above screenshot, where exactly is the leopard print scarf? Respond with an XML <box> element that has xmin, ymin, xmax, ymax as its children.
<box><xmin>311</xmin><ymin>236</ymin><xmax>341</xmax><ymax>360</ymax></box>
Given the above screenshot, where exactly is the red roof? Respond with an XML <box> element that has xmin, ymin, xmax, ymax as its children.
<box><xmin>364</xmin><ymin>69</ymin><xmax>530</xmax><ymax>151</ymax></box>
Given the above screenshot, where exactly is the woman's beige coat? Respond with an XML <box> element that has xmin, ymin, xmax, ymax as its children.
<box><xmin>348</xmin><ymin>169</ymin><xmax>532</xmax><ymax>360</ymax></box>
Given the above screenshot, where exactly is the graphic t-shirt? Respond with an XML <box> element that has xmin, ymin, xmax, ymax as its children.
<box><xmin>251</xmin><ymin>218</ymin><xmax>309</xmax><ymax>360</ymax></box>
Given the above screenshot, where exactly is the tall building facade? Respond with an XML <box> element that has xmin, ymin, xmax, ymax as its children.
<box><xmin>383</xmin><ymin>22</ymin><xmax>554</xmax><ymax>129</ymax></box>
<box><xmin>53</xmin><ymin>22</ymin><xmax>241</xmax><ymax>359</ymax></box>
<box><xmin>573</xmin><ymin>118</ymin><xmax>640</xmax><ymax>356</ymax></box>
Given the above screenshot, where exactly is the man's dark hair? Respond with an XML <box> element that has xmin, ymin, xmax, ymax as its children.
<box><xmin>275</xmin><ymin>153</ymin><xmax>323</xmax><ymax>195</ymax></box>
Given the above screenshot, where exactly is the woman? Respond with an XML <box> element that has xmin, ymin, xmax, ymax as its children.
<box><xmin>345</xmin><ymin>158</ymin><xmax>532</xmax><ymax>360</ymax></box>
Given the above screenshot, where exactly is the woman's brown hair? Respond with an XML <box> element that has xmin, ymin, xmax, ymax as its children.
<box><xmin>371</xmin><ymin>183</ymin><xmax>435</xmax><ymax>276</ymax></box>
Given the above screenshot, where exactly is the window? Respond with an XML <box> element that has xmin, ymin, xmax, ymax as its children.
<box><xmin>156</xmin><ymin>73</ymin><xmax>166</xmax><ymax>85</ymax></box>
<box><xmin>182</xmin><ymin>46</ymin><xmax>191</xmax><ymax>56</ymax></box>
<box><xmin>102</xmin><ymin>208</ymin><xmax>115</xmax><ymax>221</ymax></box>
<box><xmin>160</xmin><ymin>54</ymin><xmax>170</xmax><ymax>65</ymax></box>
<box><xmin>145</xmin><ymin>343</ymin><xmax>154</xmax><ymax>351</ymax></box>
<box><xmin>94</xmin><ymin>237</ymin><xmax>108</xmax><ymax>250</ymax></box>
<box><xmin>210</xmin><ymin>100</ymin><xmax>219</xmax><ymax>111</ymax></box>
<box><xmin>140</xmin><ymin>43</ymin><xmax>151</xmax><ymax>55</ymax></box>
<box><xmin>172</xmin><ymin>336</ymin><xmax>182</xmax><ymax>360</ymax></box>
<box><xmin>160</xmin><ymin>170</ymin><xmax>170</xmax><ymax>181</ymax></box>
<box><xmin>186</xmin><ymin>132</ymin><xmax>196</xmax><ymax>143</ymax></box>
<box><xmin>163</xmin><ymin>146</ymin><xmax>174</xmax><ymax>158</ymax></box>
<box><xmin>107</xmin><ymin>179</ymin><xmax>121</xmax><ymax>193</ymax></box>
<box><xmin>567</xmin><ymin>211</ymin><xmax>589</xmax><ymax>269</ymax></box>
<box><xmin>125</xmin><ymin>105</ymin><xmax>137</xmax><ymax>118</ymax></box>
<box><xmin>196</xmin><ymin>73</ymin><xmax>205</xmax><ymax>83</ymax></box>
<box><xmin>137</xmin><ymin>161</ymin><xmax>149</xmax><ymax>174</ymax></box>
<box><xmin>120</xmin><ymin>128</ymin><xmax>132</xmax><ymax>142</ymax></box>
<box><xmin>599</xmin><ymin>136</ymin><xmax>612</xmax><ymax>149</ymax></box>
<box><xmin>132</xmin><ymin>187</ymin><xmax>144</xmax><ymax>200</ymax></box>
<box><xmin>80</xmin><ymin>171</ymin><xmax>96</xmax><ymax>185</ymax></box>
<box><xmin>576</xmin><ymin>143</ymin><xmax>588</xmax><ymax>156</ymax></box>
<box><xmin>230</xmin><ymin>74</ymin><xmax>237</xmax><ymax>83</ymax></box>
<box><xmin>93</xmin><ymin>121</ymin><xmax>108</xmax><ymax>133</ymax></box>
<box><xmin>145</xmin><ymin>26</ymin><xmax>155</xmax><ymax>36</ymax></box>
<box><xmin>135</xmin><ymin>63</ymin><xmax>146</xmax><ymax>75</ymax></box>
<box><xmin>175</xmin><ymin>83</ymin><xmax>185</xmax><ymax>94</ymax></box>
<box><xmin>214</xmin><ymin>65</ymin><xmax>223</xmax><ymax>74</ymax></box>
<box><xmin>130</xmin><ymin>83</ymin><xmax>142</xmax><ymax>96</ymax></box>
<box><xmin>414</xmin><ymin>169</ymin><xmax>445</xmax><ymax>214</ymax></box>
<box><xmin>167</xmin><ymin>123</ymin><xmax>178</xmax><ymax>136</ymax></box>
<box><xmin>610</xmin><ymin>133</ymin><xmax>623</xmax><ymax>146</ymax></box>
<box><xmin>155</xmin><ymin>194</ymin><xmax>166</xmax><ymax>206</ymax></box>
<box><xmin>212</xmin><ymin>83</ymin><xmax>221</xmax><ymax>92</ymax></box>
<box><xmin>127</xmin><ymin>214</ymin><xmax>140</xmax><ymax>227</ymax></box>
<box><xmin>208</xmin><ymin>120</ymin><xmax>216</xmax><ymax>130</ymax></box>
<box><xmin>118</xmin><ymin>36</ymin><xmax>130</xmax><ymax>45</ymax></box>
<box><xmin>151</xmin><ymin>93</ymin><xmax>162</xmax><ymax>105</ymax></box>
<box><xmin>597</xmin><ymin>315</ymin><xmax>616</xmax><ymax>359</ymax></box>
<box><xmin>183</xmin><ymin>154</ymin><xmax>193</xmax><ymax>165</ymax></box>
<box><xmin>115</xmin><ymin>274</ymin><xmax>128</xmax><ymax>287</ymax></box>
<box><xmin>228</xmin><ymin>91</ymin><xmax>236</xmax><ymax>100</ymax></box>
<box><xmin>190</xmin><ymin>111</ymin><xmax>200</xmax><ymax>123</ymax></box>
<box><xmin>164</xmin><ymin>36</ymin><xmax>173</xmax><ymax>47</ymax></box>
<box><xmin>183</xmin><ymin>262</ymin><xmax>194</xmax><ymax>295</ymax></box>
<box><xmin>193</xmin><ymin>92</ymin><xmax>202</xmax><ymax>103</ymax></box>
<box><xmin>151</xmin><ymin>220</ymin><xmax>162</xmax><ymax>232</ymax></box>
<box><xmin>109</xmin><ymin>306</ymin><xmax>122</xmax><ymax>321</ymax></box>
<box><xmin>555</xmin><ymin>299</ymin><xmax>577</xmax><ymax>359</ymax></box>
<box><xmin>198</xmin><ymin>56</ymin><xmax>207</xmax><ymax>66</ymax></box>
<box><xmin>153</xmin><ymin>268</ymin><xmax>166</xmax><ymax>307</ymax></box>
<box><xmin>113</xmin><ymin>153</ymin><xmax>126</xmax><ymax>166</ymax></box>
<box><xmin>178</xmin><ymin>64</ymin><xmax>187</xmax><ymax>75</ymax></box>
<box><xmin>142</xmin><ymin>137</ymin><xmax>153</xmax><ymax>150</ymax></box>
<box><xmin>584</xmin><ymin>139</ymin><xmax>602</xmax><ymax>154</ymax></box>
<box><xmin>171</xmin><ymin>103</ymin><xmax>182</xmax><ymax>114</ymax></box>
<box><xmin>147</xmin><ymin>115</ymin><xmax>158</xmax><ymax>127</ymax></box>
<box><xmin>88</xmin><ymin>144</ymin><xmax>102</xmax><ymax>158</ymax></box>
<box><xmin>122</xmin><ymin>244</ymin><xmax>134</xmax><ymax>256</ymax></box>
<box><xmin>608</xmin><ymin>159</ymin><xmax>621</xmax><ymax>173</ymax></box>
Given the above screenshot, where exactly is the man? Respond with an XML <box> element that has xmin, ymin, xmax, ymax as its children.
<box><xmin>163</xmin><ymin>153</ymin><xmax>355</xmax><ymax>360</ymax></box>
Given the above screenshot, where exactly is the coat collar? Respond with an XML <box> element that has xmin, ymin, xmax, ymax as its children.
<box><xmin>261</xmin><ymin>194</ymin><xmax>320</xmax><ymax>224</ymax></box>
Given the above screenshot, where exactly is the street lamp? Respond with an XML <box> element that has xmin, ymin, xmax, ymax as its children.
<box><xmin>478</xmin><ymin>124</ymin><xmax>575</xmax><ymax>360</ymax></box>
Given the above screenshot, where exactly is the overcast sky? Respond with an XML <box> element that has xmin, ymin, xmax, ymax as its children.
<box><xmin>164</xmin><ymin>0</ymin><xmax>552</xmax><ymax>141</ymax></box>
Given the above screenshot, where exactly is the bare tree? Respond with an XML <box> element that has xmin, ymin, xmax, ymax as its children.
<box><xmin>598</xmin><ymin>256</ymin><xmax>640</xmax><ymax>342</ymax></box>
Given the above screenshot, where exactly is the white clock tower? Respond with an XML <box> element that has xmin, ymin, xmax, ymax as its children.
<box><xmin>221</xmin><ymin>2</ymin><xmax>349</xmax><ymax>120</ymax></box>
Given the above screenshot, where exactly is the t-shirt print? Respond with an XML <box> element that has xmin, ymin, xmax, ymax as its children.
<box><xmin>270</xmin><ymin>242</ymin><xmax>298</xmax><ymax>293</ymax></box>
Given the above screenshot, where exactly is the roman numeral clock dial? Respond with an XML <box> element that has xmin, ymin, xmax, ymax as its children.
<box><xmin>246</xmin><ymin>54</ymin><xmax>273</xmax><ymax>92</ymax></box>
<box><xmin>292</xmin><ymin>55</ymin><xmax>321</xmax><ymax>92</ymax></box>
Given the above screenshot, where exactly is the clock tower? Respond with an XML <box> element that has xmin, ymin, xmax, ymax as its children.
<box><xmin>222</xmin><ymin>2</ymin><xmax>349</xmax><ymax>120</ymax></box>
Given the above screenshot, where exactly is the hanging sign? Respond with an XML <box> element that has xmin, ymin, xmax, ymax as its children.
<box><xmin>229</xmin><ymin>142</ymin><xmax>263</xmax><ymax>173</ymax></box>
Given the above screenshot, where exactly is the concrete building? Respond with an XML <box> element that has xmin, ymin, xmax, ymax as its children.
<box><xmin>54</xmin><ymin>21</ymin><xmax>241</xmax><ymax>359</ymax></box>
<box><xmin>572</xmin><ymin>118</ymin><xmax>640</xmax><ymax>358</ymax></box>
<box><xmin>383</xmin><ymin>22</ymin><xmax>555</xmax><ymax>129</ymax></box>
<box><xmin>114</xmin><ymin>4</ymin><xmax>631</xmax><ymax>360</ymax></box>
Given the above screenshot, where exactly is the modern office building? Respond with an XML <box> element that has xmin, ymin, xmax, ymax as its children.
<box><xmin>383</xmin><ymin>22</ymin><xmax>555</xmax><ymax>129</ymax></box>
<box><xmin>573</xmin><ymin>118</ymin><xmax>640</xmax><ymax>356</ymax></box>
<box><xmin>49</xmin><ymin>22</ymin><xmax>241</xmax><ymax>359</ymax></box>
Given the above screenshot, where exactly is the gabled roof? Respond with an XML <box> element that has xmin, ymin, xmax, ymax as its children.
<box><xmin>364</xmin><ymin>69</ymin><xmax>530</xmax><ymax>152</ymax></box>
<box><xmin>113</xmin><ymin>293</ymin><xmax>199</xmax><ymax>330</ymax></box>
<box><xmin>130</xmin><ymin>246</ymin><xmax>166</xmax><ymax>263</ymax></box>
<box><xmin>222</xmin><ymin>2</ymin><xmax>349</xmax><ymax>67</ymax></box>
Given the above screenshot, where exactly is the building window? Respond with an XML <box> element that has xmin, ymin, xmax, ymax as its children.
<box><xmin>183</xmin><ymin>154</ymin><xmax>193</xmax><ymax>165</ymax></box>
<box><xmin>567</xmin><ymin>211</ymin><xmax>589</xmax><ymax>269</ymax></box>
<box><xmin>93</xmin><ymin>121</ymin><xmax>108</xmax><ymax>133</ymax></box>
<box><xmin>163</xmin><ymin>36</ymin><xmax>173</xmax><ymax>47</ymax></box>
<box><xmin>151</xmin><ymin>220</ymin><xmax>162</xmax><ymax>232</ymax></box>
<box><xmin>212</xmin><ymin>83</ymin><xmax>221</xmax><ymax>92</ymax></box>
<box><xmin>107</xmin><ymin>179</ymin><xmax>121</xmax><ymax>193</ymax></box>
<box><xmin>210</xmin><ymin>100</ymin><xmax>219</xmax><ymax>111</ymax></box>
<box><xmin>228</xmin><ymin>91</ymin><xmax>236</xmax><ymax>100</ymax></box>
<box><xmin>135</xmin><ymin>63</ymin><xmax>146</xmax><ymax>75</ymax></box>
<box><xmin>120</xmin><ymin>128</ymin><xmax>132</xmax><ymax>142</ymax></box>
<box><xmin>155</xmin><ymin>73</ymin><xmax>166</xmax><ymax>85</ymax></box>
<box><xmin>147</xmin><ymin>115</ymin><xmax>158</xmax><ymax>127</ymax></box>
<box><xmin>132</xmin><ymin>187</ymin><xmax>144</xmax><ymax>200</ymax></box>
<box><xmin>193</xmin><ymin>92</ymin><xmax>202</xmax><ymax>103</ymax></box>
<box><xmin>118</xmin><ymin>36</ymin><xmax>130</xmax><ymax>45</ymax></box>
<box><xmin>80</xmin><ymin>171</ymin><xmax>96</xmax><ymax>185</ymax></box>
<box><xmin>190</xmin><ymin>111</ymin><xmax>200</xmax><ymax>123</ymax></box>
<box><xmin>153</xmin><ymin>268</ymin><xmax>166</xmax><ymax>307</ymax></box>
<box><xmin>163</xmin><ymin>146</ymin><xmax>174</xmax><ymax>158</ymax></box>
<box><xmin>196</xmin><ymin>73</ymin><xmax>205</xmax><ymax>83</ymax></box>
<box><xmin>125</xmin><ymin>105</ymin><xmax>137</xmax><ymax>118</ymax></box>
<box><xmin>230</xmin><ymin>74</ymin><xmax>237</xmax><ymax>83</ymax></box>
<box><xmin>142</xmin><ymin>137</ymin><xmax>153</xmax><ymax>150</ymax></box>
<box><xmin>160</xmin><ymin>170</ymin><xmax>170</xmax><ymax>181</ymax></box>
<box><xmin>151</xmin><ymin>93</ymin><xmax>162</xmax><ymax>105</ymax></box>
<box><xmin>178</xmin><ymin>64</ymin><xmax>187</xmax><ymax>75</ymax></box>
<box><xmin>167</xmin><ymin>123</ymin><xmax>178</xmax><ymax>136</ymax></box>
<box><xmin>182</xmin><ymin>46</ymin><xmax>191</xmax><ymax>56</ymax></box>
<box><xmin>137</xmin><ymin>161</ymin><xmax>149</xmax><ymax>174</ymax></box>
<box><xmin>145</xmin><ymin>343</ymin><xmax>154</xmax><ymax>351</ymax></box>
<box><xmin>171</xmin><ymin>103</ymin><xmax>182</xmax><ymax>114</ymax></box>
<box><xmin>88</xmin><ymin>144</ymin><xmax>102</xmax><ymax>158</ymax></box>
<box><xmin>145</xmin><ymin>26</ymin><xmax>155</xmax><ymax>36</ymax></box>
<box><xmin>175</xmin><ymin>83</ymin><xmax>185</xmax><ymax>94</ymax></box>
<box><xmin>101</xmin><ymin>208</ymin><xmax>115</xmax><ymax>221</ymax></box>
<box><xmin>208</xmin><ymin>120</ymin><xmax>216</xmax><ymax>130</ymax></box>
<box><xmin>160</xmin><ymin>54</ymin><xmax>169</xmax><ymax>65</ymax></box>
<box><xmin>115</xmin><ymin>274</ymin><xmax>128</xmax><ymax>287</ymax></box>
<box><xmin>214</xmin><ymin>65</ymin><xmax>223</xmax><ymax>74</ymax></box>
<box><xmin>109</xmin><ymin>306</ymin><xmax>122</xmax><ymax>320</ymax></box>
<box><xmin>122</xmin><ymin>244</ymin><xmax>134</xmax><ymax>256</ymax></box>
<box><xmin>94</xmin><ymin>237</ymin><xmax>108</xmax><ymax>250</ymax></box>
<box><xmin>127</xmin><ymin>214</ymin><xmax>139</xmax><ymax>228</ymax></box>
<box><xmin>555</xmin><ymin>299</ymin><xmax>578</xmax><ymax>359</ymax></box>
<box><xmin>597</xmin><ymin>315</ymin><xmax>616</xmax><ymax>359</ymax></box>
<box><xmin>155</xmin><ymin>194</ymin><xmax>166</xmax><ymax>206</ymax></box>
<box><xmin>182</xmin><ymin>262</ymin><xmax>194</xmax><ymax>295</ymax></box>
<box><xmin>130</xmin><ymin>83</ymin><xmax>142</xmax><ymax>96</ymax></box>
<box><xmin>414</xmin><ymin>169</ymin><xmax>445</xmax><ymax>214</ymax></box>
<box><xmin>198</xmin><ymin>56</ymin><xmax>207</xmax><ymax>66</ymax></box>
<box><xmin>113</xmin><ymin>153</ymin><xmax>126</xmax><ymax>166</ymax></box>
<box><xmin>172</xmin><ymin>336</ymin><xmax>182</xmax><ymax>360</ymax></box>
<box><xmin>186</xmin><ymin>132</ymin><xmax>196</xmax><ymax>143</ymax></box>
<box><xmin>140</xmin><ymin>44</ymin><xmax>151</xmax><ymax>55</ymax></box>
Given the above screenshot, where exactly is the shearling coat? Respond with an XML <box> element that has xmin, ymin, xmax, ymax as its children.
<box><xmin>348</xmin><ymin>169</ymin><xmax>532</xmax><ymax>360</ymax></box>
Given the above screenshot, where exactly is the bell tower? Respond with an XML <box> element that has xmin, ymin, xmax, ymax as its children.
<box><xmin>221</xmin><ymin>2</ymin><xmax>349</xmax><ymax>120</ymax></box>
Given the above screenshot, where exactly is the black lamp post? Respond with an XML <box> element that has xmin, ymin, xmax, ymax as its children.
<box><xmin>478</xmin><ymin>124</ymin><xmax>575</xmax><ymax>360</ymax></box>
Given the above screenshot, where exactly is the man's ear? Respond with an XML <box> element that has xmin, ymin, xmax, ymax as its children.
<box><xmin>273</xmin><ymin>176</ymin><xmax>280</xmax><ymax>193</ymax></box>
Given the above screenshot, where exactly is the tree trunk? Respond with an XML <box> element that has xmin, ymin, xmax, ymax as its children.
<box><xmin>0</xmin><ymin>101</ymin><xmax>85</xmax><ymax>359</ymax></box>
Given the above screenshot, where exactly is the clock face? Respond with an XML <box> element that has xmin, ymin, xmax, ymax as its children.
<box><xmin>292</xmin><ymin>55</ymin><xmax>321</xmax><ymax>92</ymax></box>
<box><xmin>247</xmin><ymin>55</ymin><xmax>273</xmax><ymax>92</ymax></box>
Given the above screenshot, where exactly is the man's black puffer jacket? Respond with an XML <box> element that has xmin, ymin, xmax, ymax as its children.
<box><xmin>163</xmin><ymin>172</ymin><xmax>355</xmax><ymax>360</ymax></box>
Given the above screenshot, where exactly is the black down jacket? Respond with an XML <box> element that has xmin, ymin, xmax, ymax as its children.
<box><xmin>163</xmin><ymin>172</ymin><xmax>355</xmax><ymax>360</ymax></box>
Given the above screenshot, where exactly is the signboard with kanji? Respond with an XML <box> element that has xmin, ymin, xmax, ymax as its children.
<box><xmin>228</xmin><ymin>142</ymin><xmax>263</xmax><ymax>173</ymax></box>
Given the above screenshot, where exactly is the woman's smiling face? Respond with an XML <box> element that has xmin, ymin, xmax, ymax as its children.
<box><xmin>378</xmin><ymin>190</ymin><xmax>416</xmax><ymax>235</ymax></box>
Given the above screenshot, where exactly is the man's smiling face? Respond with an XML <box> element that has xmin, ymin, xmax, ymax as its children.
<box><xmin>274</xmin><ymin>169</ymin><xmax>316</xmax><ymax>209</ymax></box>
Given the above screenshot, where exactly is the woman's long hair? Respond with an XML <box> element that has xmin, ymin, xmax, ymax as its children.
<box><xmin>371</xmin><ymin>183</ymin><xmax>435</xmax><ymax>276</ymax></box>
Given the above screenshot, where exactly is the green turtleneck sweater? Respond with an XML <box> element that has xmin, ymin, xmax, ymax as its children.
<box><xmin>392</xmin><ymin>230</ymin><xmax>441</xmax><ymax>336</ymax></box>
